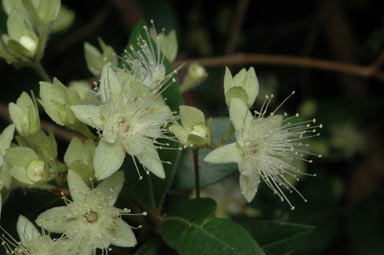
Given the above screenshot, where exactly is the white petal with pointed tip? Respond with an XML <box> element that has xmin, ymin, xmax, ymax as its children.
<box><xmin>204</xmin><ymin>142</ymin><xmax>241</xmax><ymax>164</ymax></box>
<box><xmin>94</xmin><ymin>140</ymin><xmax>125</xmax><ymax>180</ymax></box>
<box><xmin>105</xmin><ymin>218</ymin><xmax>137</xmax><ymax>247</ymax></box>
<box><xmin>100</xmin><ymin>65</ymin><xmax>122</xmax><ymax>102</ymax></box>
<box><xmin>223</xmin><ymin>67</ymin><xmax>234</xmax><ymax>94</ymax></box>
<box><xmin>71</xmin><ymin>105</ymin><xmax>103</xmax><ymax>128</ymax></box>
<box><xmin>68</xmin><ymin>170</ymin><xmax>90</xmax><ymax>202</ymax></box>
<box><xmin>17</xmin><ymin>215</ymin><xmax>40</xmax><ymax>243</ymax></box>
<box><xmin>239</xmin><ymin>173</ymin><xmax>260</xmax><ymax>202</ymax></box>
<box><xmin>35</xmin><ymin>206</ymin><xmax>69</xmax><ymax>233</ymax></box>
<box><xmin>243</xmin><ymin>67</ymin><xmax>259</xmax><ymax>106</ymax></box>
<box><xmin>0</xmin><ymin>124</ymin><xmax>15</xmax><ymax>155</ymax></box>
<box><xmin>11</xmin><ymin>166</ymin><xmax>33</xmax><ymax>185</ymax></box>
<box><xmin>96</xmin><ymin>171</ymin><xmax>124</xmax><ymax>206</ymax></box>
<box><xmin>229</xmin><ymin>98</ymin><xmax>252</xmax><ymax>131</ymax></box>
<box><xmin>138</xmin><ymin>142</ymin><xmax>165</xmax><ymax>179</ymax></box>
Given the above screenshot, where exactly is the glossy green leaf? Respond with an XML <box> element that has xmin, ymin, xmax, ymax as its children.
<box><xmin>242</xmin><ymin>220</ymin><xmax>315</xmax><ymax>255</ymax></box>
<box><xmin>173</xmin><ymin>117</ymin><xmax>237</xmax><ymax>189</ymax></box>
<box><xmin>161</xmin><ymin>198</ymin><xmax>265</xmax><ymax>255</ymax></box>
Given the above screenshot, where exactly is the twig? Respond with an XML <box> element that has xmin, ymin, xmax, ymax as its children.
<box><xmin>47</xmin><ymin>5</ymin><xmax>111</xmax><ymax>59</ymax></box>
<box><xmin>192</xmin><ymin>149</ymin><xmax>200</xmax><ymax>199</ymax></box>
<box><xmin>174</xmin><ymin>53</ymin><xmax>384</xmax><ymax>81</ymax></box>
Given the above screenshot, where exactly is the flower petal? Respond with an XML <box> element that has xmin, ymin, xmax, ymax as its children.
<box><xmin>239</xmin><ymin>173</ymin><xmax>260</xmax><ymax>202</ymax></box>
<box><xmin>180</xmin><ymin>105</ymin><xmax>205</xmax><ymax>131</ymax></box>
<box><xmin>94</xmin><ymin>140</ymin><xmax>125</xmax><ymax>180</ymax></box>
<box><xmin>229</xmin><ymin>98</ymin><xmax>252</xmax><ymax>131</ymax></box>
<box><xmin>170</xmin><ymin>124</ymin><xmax>188</xmax><ymax>144</ymax></box>
<box><xmin>100</xmin><ymin>65</ymin><xmax>122</xmax><ymax>102</ymax></box>
<box><xmin>68</xmin><ymin>170</ymin><xmax>90</xmax><ymax>202</ymax></box>
<box><xmin>36</xmin><ymin>206</ymin><xmax>70</xmax><ymax>233</ymax></box>
<box><xmin>204</xmin><ymin>142</ymin><xmax>241</xmax><ymax>164</ymax></box>
<box><xmin>0</xmin><ymin>124</ymin><xmax>15</xmax><ymax>156</ymax></box>
<box><xmin>229</xmin><ymin>98</ymin><xmax>253</xmax><ymax>146</ymax></box>
<box><xmin>223</xmin><ymin>67</ymin><xmax>234</xmax><ymax>94</ymax></box>
<box><xmin>137</xmin><ymin>142</ymin><xmax>165</xmax><ymax>179</ymax></box>
<box><xmin>96</xmin><ymin>171</ymin><xmax>124</xmax><ymax>206</ymax></box>
<box><xmin>71</xmin><ymin>104</ymin><xmax>103</xmax><ymax>128</ymax></box>
<box><xmin>17</xmin><ymin>215</ymin><xmax>40</xmax><ymax>243</ymax></box>
<box><xmin>105</xmin><ymin>218</ymin><xmax>137</xmax><ymax>247</ymax></box>
<box><xmin>10</xmin><ymin>166</ymin><xmax>33</xmax><ymax>185</ymax></box>
<box><xmin>243</xmin><ymin>67</ymin><xmax>259</xmax><ymax>106</ymax></box>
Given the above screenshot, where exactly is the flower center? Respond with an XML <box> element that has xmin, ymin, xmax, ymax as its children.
<box><xmin>84</xmin><ymin>210</ymin><xmax>98</xmax><ymax>223</ymax></box>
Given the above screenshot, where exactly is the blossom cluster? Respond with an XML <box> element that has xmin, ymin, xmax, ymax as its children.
<box><xmin>0</xmin><ymin>2</ymin><xmax>322</xmax><ymax>253</ymax></box>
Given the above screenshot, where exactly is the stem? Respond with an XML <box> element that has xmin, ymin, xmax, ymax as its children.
<box><xmin>174</xmin><ymin>53</ymin><xmax>384</xmax><ymax>81</ymax></box>
<box><xmin>210</xmin><ymin>124</ymin><xmax>235</xmax><ymax>149</ymax></box>
<box><xmin>193</xmin><ymin>148</ymin><xmax>200</xmax><ymax>199</ymax></box>
<box><xmin>147</xmin><ymin>174</ymin><xmax>156</xmax><ymax>210</ymax></box>
<box><xmin>31</xmin><ymin>61</ymin><xmax>51</xmax><ymax>82</ymax></box>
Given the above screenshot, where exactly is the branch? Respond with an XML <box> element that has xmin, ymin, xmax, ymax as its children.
<box><xmin>174</xmin><ymin>53</ymin><xmax>384</xmax><ymax>81</ymax></box>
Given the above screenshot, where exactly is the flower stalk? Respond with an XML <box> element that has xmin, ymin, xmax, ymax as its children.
<box><xmin>193</xmin><ymin>148</ymin><xmax>200</xmax><ymax>199</ymax></box>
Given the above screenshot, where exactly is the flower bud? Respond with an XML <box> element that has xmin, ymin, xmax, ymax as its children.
<box><xmin>26</xmin><ymin>159</ymin><xmax>45</xmax><ymax>183</ymax></box>
<box><xmin>84</xmin><ymin>38</ymin><xmax>118</xmax><ymax>76</ymax></box>
<box><xmin>39</xmin><ymin>78</ymin><xmax>81</xmax><ymax>126</ymax></box>
<box><xmin>64</xmin><ymin>137</ymin><xmax>95</xmax><ymax>181</ymax></box>
<box><xmin>224</xmin><ymin>67</ymin><xmax>259</xmax><ymax>107</ymax></box>
<box><xmin>6</xmin><ymin>9</ymin><xmax>38</xmax><ymax>58</ymax></box>
<box><xmin>150</xmin><ymin>28</ymin><xmax>178</xmax><ymax>62</ymax></box>
<box><xmin>52</xmin><ymin>5</ymin><xmax>75</xmax><ymax>33</ymax></box>
<box><xmin>68</xmin><ymin>80</ymin><xmax>100</xmax><ymax>105</ymax></box>
<box><xmin>32</xmin><ymin>0</ymin><xmax>61</xmax><ymax>24</ymax></box>
<box><xmin>170</xmin><ymin>105</ymin><xmax>210</xmax><ymax>147</ymax></box>
<box><xmin>180</xmin><ymin>62</ymin><xmax>208</xmax><ymax>92</ymax></box>
<box><xmin>6</xmin><ymin>147</ymin><xmax>42</xmax><ymax>185</ymax></box>
<box><xmin>9</xmin><ymin>92</ymin><xmax>40</xmax><ymax>136</ymax></box>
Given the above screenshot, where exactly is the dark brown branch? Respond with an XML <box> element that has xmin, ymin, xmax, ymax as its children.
<box><xmin>174</xmin><ymin>53</ymin><xmax>384</xmax><ymax>81</ymax></box>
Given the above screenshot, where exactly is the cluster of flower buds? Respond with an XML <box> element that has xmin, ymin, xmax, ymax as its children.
<box><xmin>0</xmin><ymin>0</ymin><xmax>70</xmax><ymax>64</ymax></box>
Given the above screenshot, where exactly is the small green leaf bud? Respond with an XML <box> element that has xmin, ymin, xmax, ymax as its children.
<box><xmin>9</xmin><ymin>92</ymin><xmax>40</xmax><ymax>136</ymax></box>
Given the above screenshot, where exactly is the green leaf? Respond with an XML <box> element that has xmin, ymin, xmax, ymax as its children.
<box><xmin>241</xmin><ymin>220</ymin><xmax>315</xmax><ymax>255</ymax></box>
<box><xmin>120</xmin><ymin>19</ymin><xmax>183</xmax><ymax>212</ymax></box>
<box><xmin>173</xmin><ymin>117</ymin><xmax>237</xmax><ymax>189</ymax></box>
<box><xmin>161</xmin><ymin>198</ymin><xmax>265</xmax><ymax>255</ymax></box>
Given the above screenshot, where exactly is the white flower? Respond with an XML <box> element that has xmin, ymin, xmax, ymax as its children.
<box><xmin>0</xmin><ymin>124</ymin><xmax>15</xmax><ymax>215</ymax></box>
<box><xmin>204</xmin><ymin>97</ymin><xmax>322</xmax><ymax>209</ymax></box>
<box><xmin>0</xmin><ymin>124</ymin><xmax>15</xmax><ymax>188</ymax></box>
<box><xmin>36</xmin><ymin>170</ymin><xmax>138</xmax><ymax>255</ymax></box>
<box><xmin>1</xmin><ymin>215</ymin><xmax>73</xmax><ymax>255</ymax></box>
<box><xmin>123</xmin><ymin>20</ymin><xmax>169</xmax><ymax>89</ymax></box>
<box><xmin>71</xmin><ymin>65</ymin><xmax>175</xmax><ymax>180</ymax></box>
